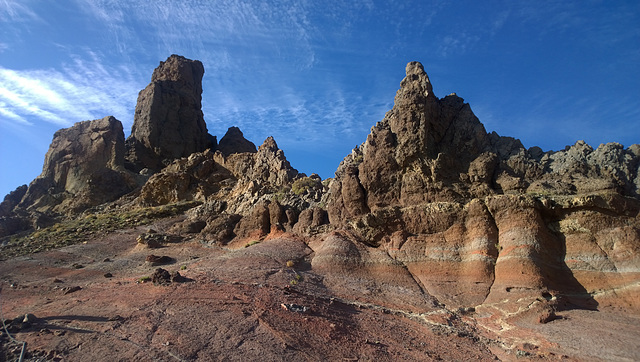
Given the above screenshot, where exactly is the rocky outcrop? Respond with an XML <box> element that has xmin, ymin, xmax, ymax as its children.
<box><xmin>217</xmin><ymin>126</ymin><xmax>257</xmax><ymax>156</ymax></box>
<box><xmin>0</xmin><ymin>116</ymin><xmax>139</xmax><ymax>237</ymax></box>
<box><xmin>125</xmin><ymin>54</ymin><xmax>213</xmax><ymax>172</ymax></box>
<box><xmin>0</xmin><ymin>185</ymin><xmax>27</xmax><ymax>217</ymax></box>
<box><xmin>138</xmin><ymin>130</ymin><xmax>327</xmax><ymax>244</ymax></box>
<box><xmin>326</xmin><ymin>61</ymin><xmax>640</xmax><ymax>312</ymax></box>
<box><xmin>21</xmin><ymin>116</ymin><xmax>137</xmax><ymax>214</ymax></box>
<box><xmin>328</xmin><ymin>62</ymin><xmax>639</xmax><ymax>226</ymax></box>
<box><xmin>138</xmin><ymin>149</ymin><xmax>234</xmax><ymax>206</ymax></box>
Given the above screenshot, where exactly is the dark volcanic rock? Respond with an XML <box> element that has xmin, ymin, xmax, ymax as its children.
<box><xmin>217</xmin><ymin>126</ymin><xmax>257</xmax><ymax>156</ymax></box>
<box><xmin>125</xmin><ymin>54</ymin><xmax>212</xmax><ymax>172</ymax></box>
<box><xmin>0</xmin><ymin>185</ymin><xmax>27</xmax><ymax>217</ymax></box>
<box><xmin>328</xmin><ymin>61</ymin><xmax>640</xmax><ymax>225</ymax></box>
<box><xmin>146</xmin><ymin>255</ymin><xmax>175</xmax><ymax>266</ymax></box>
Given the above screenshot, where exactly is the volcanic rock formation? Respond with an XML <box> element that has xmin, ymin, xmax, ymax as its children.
<box><xmin>217</xmin><ymin>126</ymin><xmax>257</xmax><ymax>156</ymax></box>
<box><xmin>142</xmin><ymin>130</ymin><xmax>328</xmax><ymax>244</ymax></box>
<box><xmin>0</xmin><ymin>116</ymin><xmax>139</xmax><ymax>236</ymax></box>
<box><xmin>125</xmin><ymin>54</ymin><xmax>214</xmax><ymax>172</ymax></box>
<box><xmin>1</xmin><ymin>57</ymin><xmax>639</xmax><ymax>361</ymax></box>
<box><xmin>325</xmin><ymin>61</ymin><xmax>640</xmax><ymax>311</ymax></box>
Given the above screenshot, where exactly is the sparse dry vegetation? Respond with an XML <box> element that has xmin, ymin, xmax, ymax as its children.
<box><xmin>0</xmin><ymin>201</ymin><xmax>200</xmax><ymax>259</ymax></box>
<box><xmin>244</xmin><ymin>240</ymin><xmax>260</xmax><ymax>248</ymax></box>
<box><xmin>291</xmin><ymin>177</ymin><xmax>320</xmax><ymax>195</ymax></box>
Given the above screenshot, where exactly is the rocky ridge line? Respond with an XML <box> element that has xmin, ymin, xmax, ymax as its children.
<box><xmin>1</xmin><ymin>57</ymin><xmax>638</xmax><ymax>319</ymax></box>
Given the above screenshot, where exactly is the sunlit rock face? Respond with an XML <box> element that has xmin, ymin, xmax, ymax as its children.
<box><xmin>18</xmin><ymin>116</ymin><xmax>137</xmax><ymax>215</ymax></box>
<box><xmin>125</xmin><ymin>54</ymin><xmax>213</xmax><ymax>172</ymax></box>
<box><xmin>326</xmin><ymin>61</ymin><xmax>640</xmax><ymax>310</ymax></box>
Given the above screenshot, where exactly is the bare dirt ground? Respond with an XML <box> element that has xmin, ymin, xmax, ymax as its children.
<box><xmin>1</xmin><ymin>216</ymin><xmax>638</xmax><ymax>361</ymax></box>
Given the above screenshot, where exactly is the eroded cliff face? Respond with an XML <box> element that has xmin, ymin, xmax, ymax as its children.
<box><xmin>325</xmin><ymin>61</ymin><xmax>640</xmax><ymax>312</ymax></box>
<box><xmin>0</xmin><ymin>116</ymin><xmax>138</xmax><ymax>230</ymax></box>
<box><xmin>125</xmin><ymin>54</ymin><xmax>214</xmax><ymax>172</ymax></box>
<box><xmin>37</xmin><ymin>116</ymin><xmax>132</xmax><ymax>197</ymax></box>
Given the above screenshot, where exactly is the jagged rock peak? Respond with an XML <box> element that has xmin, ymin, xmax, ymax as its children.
<box><xmin>125</xmin><ymin>54</ymin><xmax>212</xmax><ymax>172</ymax></box>
<box><xmin>396</xmin><ymin>61</ymin><xmax>435</xmax><ymax>106</ymax></box>
<box><xmin>259</xmin><ymin>136</ymin><xmax>279</xmax><ymax>152</ymax></box>
<box><xmin>151</xmin><ymin>54</ymin><xmax>204</xmax><ymax>86</ymax></box>
<box><xmin>217</xmin><ymin>127</ymin><xmax>257</xmax><ymax>156</ymax></box>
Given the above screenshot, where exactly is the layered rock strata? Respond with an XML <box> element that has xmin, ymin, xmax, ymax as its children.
<box><xmin>325</xmin><ymin>61</ymin><xmax>640</xmax><ymax>310</ymax></box>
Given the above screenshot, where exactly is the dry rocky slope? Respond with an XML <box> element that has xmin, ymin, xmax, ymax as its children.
<box><xmin>1</xmin><ymin>56</ymin><xmax>639</xmax><ymax>361</ymax></box>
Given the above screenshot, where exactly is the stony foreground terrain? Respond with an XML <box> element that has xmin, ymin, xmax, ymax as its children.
<box><xmin>2</xmin><ymin>218</ymin><xmax>639</xmax><ymax>361</ymax></box>
<box><xmin>1</xmin><ymin>55</ymin><xmax>639</xmax><ymax>360</ymax></box>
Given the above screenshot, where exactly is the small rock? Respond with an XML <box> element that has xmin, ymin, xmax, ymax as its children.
<box><xmin>538</xmin><ymin>309</ymin><xmax>557</xmax><ymax>324</ymax></box>
<box><xmin>104</xmin><ymin>273</ymin><xmax>113</xmax><ymax>278</ymax></box>
<box><xmin>146</xmin><ymin>255</ymin><xmax>174</xmax><ymax>266</ymax></box>
<box><xmin>72</xmin><ymin>263</ymin><xmax>84</xmax><ymax>269</ymax></box>
<box><xmin>151</xmin><ymin>268</ymin><xmax>172</xmax><ymax>285</ymax></box>
<box><xmin>280</xmin><ymin>303</ymin><xmax>310</xmax><ymax>313</ymax></box>
<box><xmin>62</xmin><ymin>286</ymin><xmax>82</xmax><ymax>295</ymax></box>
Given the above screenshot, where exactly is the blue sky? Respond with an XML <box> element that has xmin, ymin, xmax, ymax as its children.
<box><xmin>1</xmin><ymin>0</ymin><xmax>639</xmax><ymax>198</ymax></box>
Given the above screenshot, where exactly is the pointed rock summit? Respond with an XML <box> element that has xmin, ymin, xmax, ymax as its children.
<box><xmin>325</xmin><ymin>61</ymin><xmax>640</xmax><ymax>310</ymax></box>
<box><xmin>125</xmin><ymin>54</ymin><xmax>213</xmax><ymax>172</ymax></box>
<box><xmin>329</xmin><ymin>61</ymin><xmax>640</xmax><ymax>224</ymax></box>
<box><xmin>217</xmin><ymin>126</ymin><xmax>257</xmax><ymax>156</ymax></box>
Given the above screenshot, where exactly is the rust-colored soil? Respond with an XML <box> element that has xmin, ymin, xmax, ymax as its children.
<box><xmin>1</xmin><ymin>217</ymin><xmax>638</xmax><ymax>361</ymax></box>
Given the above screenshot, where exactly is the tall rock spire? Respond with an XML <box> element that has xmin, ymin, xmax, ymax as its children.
<box><xmin>125</xmin><ymin>54</ymin><xmax>213</xmax><ymax>172</ymax></box>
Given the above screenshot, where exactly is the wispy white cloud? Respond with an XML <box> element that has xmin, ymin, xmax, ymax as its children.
<box><xmin>76</xmin><ymin>0</ymin><xmax>318</xmax><ymax>71</ymax></box>
<box><xmin>438</xmin><ymin>32</ymin><xmax>481</xmax><ymax>57</ymax></box>
<box><xmin>203</xmin><ymin>80</ymin><xmax>389</xmax><ymax>151</ymax></box>
<box><xmin>0</xmin><ymin>51</ymin><xmax>141</xmax><ymax>129</ymax></box>
<box><xmin>0</xmin><ymin>0</ymin><xmax>42</xmax><ymax>22</ymax></box>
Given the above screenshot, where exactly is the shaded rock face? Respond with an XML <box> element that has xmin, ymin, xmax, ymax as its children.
<box><xmin>326</xmin><ymin>61</ymin><xmax>640</xmax><ymax>310</ymax></box>
<box><xmin>125</xmin><ymin>54</ymin><xmax>212</xmax><ymax>172</ymax></box>
<box><xmin>0</xmin><ymin>185</ymin><xmax>27</xmax><ymax>217</ymax></box>
<box><xmin>217</xmin><ymin>126</ymin><xmax>257</xmax><ymax>156</ymax></box>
